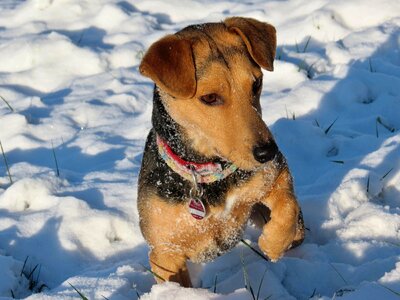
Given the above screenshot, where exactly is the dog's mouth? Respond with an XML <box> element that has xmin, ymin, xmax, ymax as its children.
<box><xmin>215</xmin><ymin>148</ymin><xmax>281</xmax><ymax>173</ymax></box>
<box><xmin>218</xmin><ymin>144</ymin><xmax>283</xmax><ymax>170</ymax></box>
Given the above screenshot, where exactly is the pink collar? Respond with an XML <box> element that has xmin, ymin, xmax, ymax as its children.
<box><xmin>156</xmin><ymin>135</ymin><xmax>238</xmax><ymax>184</ymax></box>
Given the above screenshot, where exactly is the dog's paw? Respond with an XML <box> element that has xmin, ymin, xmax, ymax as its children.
<box><xmin>257</xmin><ymin>221</ymin><xmax>297</xmax><ymax>261</ymax></box>
<box><xmin>258</xmin><ymin>234</ymin><xmax>287</xmax><ymax>262</ymax></box>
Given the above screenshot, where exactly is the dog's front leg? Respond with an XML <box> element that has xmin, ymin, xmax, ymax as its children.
<box><xmin>258</xmin><ymin>167</ymin><xmax>304</xmax><ymax>261</ymax></box>
<box><xmin>149</xmin><ymin>248</ymin><xmax>192</xmax><ymax>287</ymax></box>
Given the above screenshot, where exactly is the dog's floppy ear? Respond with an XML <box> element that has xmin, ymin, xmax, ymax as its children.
<box><xmin>139</xmin><ymin>35</ymin><xmax>196</xmax><ymax>99</ymax></box>
<box><xmin>225</xmin><ymin>17</ymin><xmax>276</xmax><ymax>71</ymax></box>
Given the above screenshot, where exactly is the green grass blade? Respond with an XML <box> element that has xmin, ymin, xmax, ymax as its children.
<box><xmin>329</xmin><ymin>263</ymin><xmax>348</xmax><ymax>285</ymax></box>
<box><xmin>69</xmin><ymin>283</ymin><xmax>89</xmax><ymax>300</ymax></box>
<box><xmin>380</xmin><ymin>168</ymin><xmax>393</xmax><ymax>180</ymax></box>
<box><xmin>377</xmin><ymin>117</ymin><xmax>396</xmax><ymax>133</ymax></box>
<box><xmin>0</xmin><ymin>94</ymin><xmax>14</xmax><ymax>112</ymax></box>
<box><xmin>378</xmin><ymin>283</ymin><xmax>400</xmax><ymax>297</ymax></box>
<box><xmin>133</xmin><ymin>288</ymin><xmax>141</xmax><ymax>299</ymax></box>
<box><xmin>303</xmin><ymin>36</ymin><xmax>311</xmax><ymax>52</ymax></box>
<box><xmin>256</xmin><ymin>267</ymin><xmax>268</xmax><ymax>300</ymax></box>
<box><xmin>76</xmin><ymin>31</ymin><xmax>85</xmax><ymax>46</ymax></box>
<box><xmin>241</xmin><ymin>239</ymin><xmax>269</xmax><ymax>262</ymax></box>
<box><xmin>309</xmin><ymin>288</ymin><xmax>317</xmax><ymax>298</ymax></box>
<box><xmin>213</xmin><ymin>274</ymin><xmax>218</xmax><ymax>293</ymax></box>
<box><xmin>0</xmin><ymin>140</ymin><xmax>13</xmax><ymax>184</ymax></box>
<box><xmin>331</xmin><ymin>160</ymin><xmax>344</xmax><ymax>164</ymax></box>
<box><xmin>240</xmin><ymin>251</ymin><xmax>256</xmax><ymax>300</ymax></box>
<box><xmin>20</xmin><ymin>256</ymin><xmax>29</xmax><ymax>276</ymax></box>
<box><xmin>140</xmin><ymin>264</ymin><xmax>165</xmax><ymax>282</ymax></box>
<box><xmin>51</xmin><ymin>141</ymin><xmax>60</xmax><ymax>177</ymax></box>
<box><xmin>27</xmin><ymin>264</ymin><xmax>39</xmax><ymax>280</ymax></box>
<box><xmin>324</xmin><ymin>117</ymin><xmax>339</xmax><ymax>135</ymax></box>
<box><xmin>368</xmin><ymin>58</ymin><xmax>374</xmax><ymax>72</ymax></box>
<box><xmin>35</xmin><ymin>264</ymin><xmax>42</xmax><ymax>286</ymax></box>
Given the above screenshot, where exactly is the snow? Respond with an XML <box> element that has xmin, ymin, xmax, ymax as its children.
<box><xmin>0</xmin><ymin>0</ymin><xmax>399</xmax><ymax>299</ymax></box>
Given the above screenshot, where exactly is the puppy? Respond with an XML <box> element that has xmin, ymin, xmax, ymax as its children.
<box><xmin>138</xmin><ymin>17</ymin><xmax>304</xmax><ymax>287</ymax></box>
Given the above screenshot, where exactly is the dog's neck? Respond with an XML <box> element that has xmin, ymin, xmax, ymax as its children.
<box><xmin>143</xmin><ymin>86</ymin><xmax>252</xmax><ymax>205</ymax></box>
<box><xmin>152</xmin><ymin>87</ymin><xmax>217</xmax><ymax>164</ymax></box>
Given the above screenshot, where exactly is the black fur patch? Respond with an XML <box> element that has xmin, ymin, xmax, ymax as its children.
<box><xmin>139</xmin><ymin>87</ymin><xmax>252</xmax><ymax>206</ymax></box>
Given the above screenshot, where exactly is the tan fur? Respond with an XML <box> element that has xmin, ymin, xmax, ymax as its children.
<box><xmin>225</xmin><ymin>17</ymin><xmax>277</xmax><ymax>71</ymax></box>
<box><xmin>138</xmin><ymin>164</ymin><xmax>304</xmax><ymax>286</ymax></box>
<box><xmin>139</xmin><ymin>35</ymin><xmax>196</xmax><ymax>99</ymax></box>
<box><xmin>156</xmin><ymin>23</ymin><xmax>274</xmax><ymax>170</ymax></box>
<box><xmin>138</xmin><ymin>17</ymin><xmax>304</xmax><ymax>287</ymax></box>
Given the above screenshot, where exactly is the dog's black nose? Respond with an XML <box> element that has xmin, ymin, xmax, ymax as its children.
<box><xmin>253</xmin><ymin>141</ymin><xmax>278</xmax><ymax>163</ymax></box>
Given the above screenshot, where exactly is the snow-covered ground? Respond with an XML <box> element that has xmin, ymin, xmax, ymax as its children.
<box><xmin>0</xmin><ymin>0</ymin><xmax>399</xmax><ymax>299</ymax></box>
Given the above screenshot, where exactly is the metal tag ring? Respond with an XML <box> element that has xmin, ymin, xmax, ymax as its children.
<box><xmin>189</xmin><ymin>185</ymin><xmax>204</xmax><ymax>199</ymax></box>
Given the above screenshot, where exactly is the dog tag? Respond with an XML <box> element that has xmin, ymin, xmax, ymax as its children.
<box><xmin>188</xmin><ymin>198</ymin><xmax>206</xmax><ymax>220</ymax></box>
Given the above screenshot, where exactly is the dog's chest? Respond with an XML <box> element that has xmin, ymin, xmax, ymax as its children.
<box><xmin>187</xmin><ymin>190</ymin><xmax>258</xmax><ymax>263</ymax></box>
<box><xmin>188</xmin><ymin>211</ymin><xmax>248</xmax><ymax>262</ymax></box>
<box><xmin>187</xmin><ymin>170</ymin><xmax>275</xmax><ymax>262</ymax></box>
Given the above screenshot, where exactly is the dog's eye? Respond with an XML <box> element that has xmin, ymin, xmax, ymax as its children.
<box><xmin>200</xmin><ymin>93</ymin><xmax>223</xmax><ymax>106</ymax></box>
<box><xmin>252</xmin><ymin>77</ymin><xmax>263</xmax><ymax>94</ymax></box>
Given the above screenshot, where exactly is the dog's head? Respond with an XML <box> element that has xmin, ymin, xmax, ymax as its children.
<box><xmin>140</xmin><ymin>17</ymin><xmax>278</xmax><ymax>171</ymax></box>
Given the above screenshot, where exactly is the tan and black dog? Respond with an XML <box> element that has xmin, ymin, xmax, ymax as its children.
<box><xmin>138</xmin><ymin>17</ymin><xmax>304</xmax><ymax>287</ymax></box>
